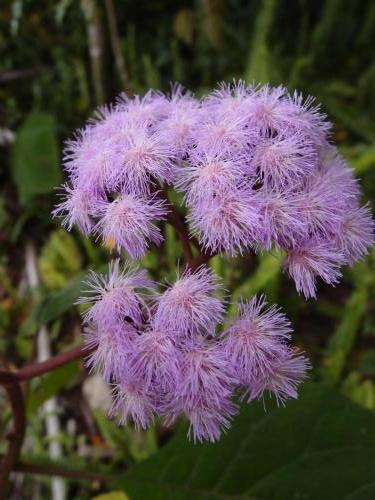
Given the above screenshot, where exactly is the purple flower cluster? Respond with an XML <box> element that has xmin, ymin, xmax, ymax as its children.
<box><xmin>81</xmin><ymin>261</ymin><xmax>309</xmax><ymax>442</ymax></box>
<box><xmin>55</xmin><ymin>81</ymin><xmax>373</xmax><ymax>298</ymax></box>
<box><xmin>53</xmin><ymin>81</ymin><xmax>374</xmax><ymax>442</ymax></box>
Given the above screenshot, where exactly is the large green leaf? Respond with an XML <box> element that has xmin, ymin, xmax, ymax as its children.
<box><xmin>11</xmin><ymin>112</ymin><xmax>61</xmax><ymax>205</ymax></box>
<box><xmin>119</xmin><ymin>384</ymin><xmax>375</xmax><ymax>500</ymax></box>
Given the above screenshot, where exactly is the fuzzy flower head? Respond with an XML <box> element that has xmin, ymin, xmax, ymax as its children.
<box><xmin>84</xmin><ymin>324</ymin><xmax>138</xmax><ymax>382</ymax></box>
<box><xmin>193</xmin><ymin>111</ymin><xmax>250</xmax><ymax>157</ymax></box>
<box><xmin>203</xmin><ymin>80</ymin><xmax>252</xmax><ymax>118</ymax></box>
<box><xmin>110</xmin><ymin>370</ymin><xmax>155</xmax><ymax>430</ymax></box>
<box><xmin>93</xmin><ymin>194</ymin><xmax>167</xmax><ymax>258</ymax></box>
<box><xmin>116</xmin><ymin>89</ymin><xmax>169</xmax><ymax>128</ymax></box>
<box><xmin>254</xmin><ymin>189</ymin><xmax>306</xmax><ymax>250</ymax></box>
<box><xmin>246</xmin><ymin>347</ymin><xmax>310</xmax><ymax>406</ymax></box>
<box><xmin>176</xmin><ymin>150</ymin><xmax>247</xmax><ymax>206</ymax></box>
<box><xmin>153</xmin><ymin>267</ymin><xmax>225</xmax><ymax>338</ymax></box>
<box><xmin>222</xmin><ymin>295</ymin><xmax>292</xmax><ymax>384</ymax></box>
<box><xmin>173</xmin><ymin>341</ymin><xmax>238</xmax><ymax>443</ymax></box>
<box><xmin>155</xmin><ymin>85</ymin><xmax>201</xmax><ymax>159</ymax></box>
<box><xmin>52</xmin><ymin>81</ymin><xmax>375</xmax><ymax>443</ymax></box>
<box><xmin>335</xmin><ymin>204</ymin><xmax>374</xmax><ymax>264</ymax></box>
<box><xmin>189</xmin><ymin>189</ymin><xmax>259</xmax><ymax>256</ymax></box>
<box><xmin>285</xmin><ymin>238</ymin><xmax>345</xmax><ymax>299</ymax></box>
<box><xmin>78</xmin><ymin>260</ymin><xmax>153</xmax><ymax>330</ymax></box>
<box><xmin>252</xmin><ymin>133</ymin><xmax>317</xmax><ymax>189</ymax></box>
<box><xmin>53</xmin><ymin>183</ymin><xmax>99</xmax><ymax>235</ymax></box>
<box><xmin>281</xmin><ymin>91</ymin><xmax>331</xmax><ymax>144</ymax></box>
<box><xmin>118</xmin><ymin>125</ymin><xmax>176</xmax><ymax>194</ymax></box>
<box><xmin>63</xmin><ymin>124</ymin><xmax>113</xmax><ymax>193</ymax></box>
<box><xmin>128</xmin><ymin>328</ymin><xmax>181</xmax><ymax>397</ymax></box>
<box><xmin>245</xmin><ymin>85</ymin><xmax>288</xmax><ymax>135</ymax></box>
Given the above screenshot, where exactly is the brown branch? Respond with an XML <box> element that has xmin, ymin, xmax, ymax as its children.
<box><xmin>189</xmin><ymin>249</ymin><xmax>217</xmax><ymax>271</ymax></box>
<box><xmin>160</xmin><ymin>188</ymin><xmax>195</xmax><ymax>268</ymax></box>
<box><xmin>0</xmin><ymin>344</ymin><xmax>92</xmax><ymax>495</ymax></box>
<box><xmin>161</xmin><ymin>188</ymin><xmax>217</xmax><ymax>271</ymax></box>
<box><xmin>166</xmin><ymin>209</ymin><xmax>195</xmax><ymax>268</ymax></box>
<box><xmin>0</xmin><ymin>383</ymin><xmax>25</xmax><ymax>499</ymax></box>
<box><xmin>0</xmin><ymin>67</ymin><xmax>41</xmax><ymax>83</ymax></box>
<box><xmin>9</xmin><ymin>458</ymin><xmax>113</xmax><ymax>483</ymax></box>
<box><xmin>0</xmin><ymin>344</ymin><xmax>92</xmax><ymax>384</ymax></box>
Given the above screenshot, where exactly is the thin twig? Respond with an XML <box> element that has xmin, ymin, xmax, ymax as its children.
<box><xmin>0</xmin><ymin>383</ymin><xmax>26</xmax><ymax>499</ymax></box>
<box><xmin>160</xmin><ymin>188</ymin><xmax>195</xmax><ymax>268</ymax></box>
<box><xmin>166</xmin><ymin>209</ymin><xmax>195</xmax><ymax>268</ymax></box>
<box><xmin>8</xmin><ymin>458</ymin><xmax>113</xmax><ymax>483</ymax></box>
<box><xmin>0</xmin><ymin>344</ymin><xmax>92</xmax><ymax>495</ymax></box>
<box><xmin>0</xmin><ymin>344</ymin><xmax>92</xmax><ymax>384</ymax></box>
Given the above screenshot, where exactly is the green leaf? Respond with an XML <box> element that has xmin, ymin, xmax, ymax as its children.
<box><xmin>94</xmin><ymin>410</ymin><xmax>158</xmax><ymax>463</ymax></box>
<box><xmin>342</xmin><ymin>372</ymin><xmax>375</xmax><ymax>412</ymax></box>
<box><xmin>39</xmin><ymin>229</ymin><xmax>83</xmax><ymax>290</ymax></box>
<box><xmin>119</xmin><ymin>384</ymin><xmax>375</xmax><ymax>500</ymax></box>
<box><xmin>245</xmin><ymin>0</ymin><xmax>278</xmax><ymax>83</ymax></box>
<box><xmin>349</xmin><ymin>146</ymin><xmax>375</xmax><ymax>175</ymax></box>
<box><xmin>38</xmin><ymin>272</ymin><xmax>85</xmax><ymax>324</ymax></box>
<box><xmin>27</xmin><ymin>360</ymin><xmax>80</xmax><ymax>414</ymax></box>
<box><xmin>19</xmin><ymin>273</ymin><xmax>85</xmax><ymax>337</ymax></box>
<box><xmin>93</xmin><ymin>493</ymin><xmax>129</xmax><ymax>500</ymax></box>
<box><xmin>322</xmin><ymin>258</ymin><xmax>374</xmax><ymax>384</ymax></box>
<box><xmin>228</xmin><ymin>252</ymin><xmax>283</xmax><ymax>318</ymax></box>
<box><xmin>11</xmin><ymin>112</ymin><xmax>61</xmax><ymax>205</ymax></box>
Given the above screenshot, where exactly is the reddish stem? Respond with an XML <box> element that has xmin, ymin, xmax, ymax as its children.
<box><xmin>0</xmin><ymin>344</ymin><xmax>92</xmax><ymax>495</ymax></box>
<box><xmin>0</xmin><ymin>383</ymin><xmax>25</xmax><ymax>499</ymax></box>
<box><xmin>166</xmin><ymin>208</ymin><xmax>195</xmax><ymax>268</ymax></box>
<box><xmin>0</xmin><ymin>344</ymin><xmax>92</xmax><ymax>384</ymax></box>
<box><xmin>0</xmin><ymin>190</ymin><xmax>215</xmax><ymax>492</ymax></box>
<box><xmin>162</xmin><ymin>187</ymin><xmax>216</xmax><ymax>271</ymax></box>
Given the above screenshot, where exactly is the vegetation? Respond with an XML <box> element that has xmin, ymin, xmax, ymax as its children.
<box><xmin>0</xmin><ymin>1</ymin><xmax>375</xmax><ymax>498</ymax></box>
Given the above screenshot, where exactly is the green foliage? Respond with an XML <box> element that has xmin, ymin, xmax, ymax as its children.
<box><xmin>94</xmin><ymin>411</ymin><xmax>158</xmax><ymax>464</ymax></box>
<box><xmin>19</xmin><ymin>273</ymin><xmax>85</xmax><ymax>337</ymax></box>
<box><xmin>39</xmin><ymin>229</ymin><xmax>83</xmax><ymax>290</ymax></box>
<box><xmin>93</xmin><ymin>493</ymin><xmax>129</xmax><ymax>500</ymax></box>
<box><xmin>10</xmin><ymin>112</ymin><xmax>61</xmax><ymax>205</ymax></box>
<box><xmin>27</xmin><ymin>361</ymin><xmax>80</xmax><ymax>414</ymax></box>
<box><xmin>1</xmin><ymin>1</ymin><xmax>375</xmax><ymax>498</ymax></box>
<box><xmin>228</xmin><ymin>252</ymin><xmax>283</xmax><ymax>318</ymax></box>
<box><xmin>118</xmin><ymin>384</ymin><xmax>375</xmax><ymax>500</ymax></box>
<box><xmin>342</xmin><ymin>372</ymin><xmax>375</xmax><ymax>411</ymax></box>
<box><xmin>245</xmin><ymin>0</ymin><xmax>278</xmax><ymax>83</ymax></box>
<box><xmin>323</xmin><ymin>256</ymin><xmax>375</xmax><ymax>384</ymax></box>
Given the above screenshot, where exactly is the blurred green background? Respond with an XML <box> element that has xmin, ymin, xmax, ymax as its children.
<box><xmin>1</xmin><ymin>1</ymin><xmax>375</xmax><ymax>498</ymax></box>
